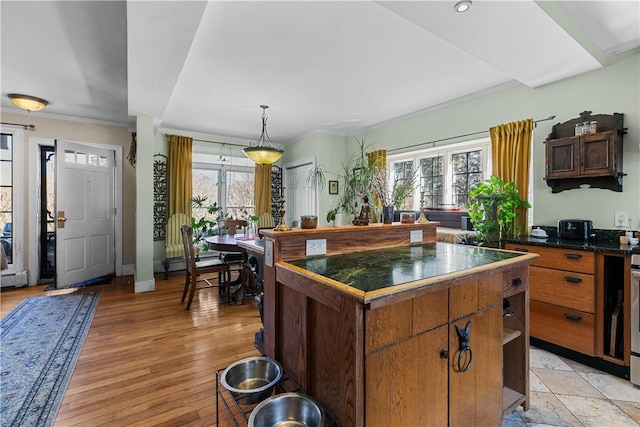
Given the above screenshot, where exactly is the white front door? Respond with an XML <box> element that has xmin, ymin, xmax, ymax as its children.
<box><xmin>55</xmin><ymin>140</ymin><xmax>115</xmax><ymax>288</ymax></box>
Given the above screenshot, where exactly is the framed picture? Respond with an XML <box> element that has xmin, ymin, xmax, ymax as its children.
<box><xmin>329</xmin><ymin>180</ymin><xmax>339</xmax><ymax>194</ymax></box>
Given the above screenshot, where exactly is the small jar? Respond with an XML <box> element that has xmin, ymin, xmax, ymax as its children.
<box><xmin>575</xmin><ymin>123</ymin><xmax>583</xmax><ymax>136</ymax></box>
<box><xmin>589</xmin><ymin>121</ymin><xmax>597</xmax><ymax>134</ymax></box>
<box><xmin>300</xmin><ymin>215</ymin><xmax>318</xmax><ymax>229</ymax></box>
<box><xmin>583</xmin><ymin>121</ymin><xmax>591</xmax><ymax>134</ymax></box>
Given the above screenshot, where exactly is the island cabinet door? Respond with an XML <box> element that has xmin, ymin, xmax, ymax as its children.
<box><xmin>449</xmin><ymin>305</ymin><xmax>503</xmax><ymax>427</ymax></box>
<box><xmin>365</xmin><ymin>325</ymin><xmax>449</xmax><ymax>427</ymax></box>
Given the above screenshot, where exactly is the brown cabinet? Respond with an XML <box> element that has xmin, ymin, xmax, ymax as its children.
<box><xmin>506</xmin><ymin>243</ymin><xmax>596</xmax><ymax>355</ymax></box>
<box><xmin>544</xmin><ymin>111</ymin><xmax>625</xmax><ymax>193</ymax></box>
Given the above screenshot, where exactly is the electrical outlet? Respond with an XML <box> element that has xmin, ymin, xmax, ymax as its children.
<box><xmin>614</xmin><ymin>211</ymin><xmax>629</xmax><ymax>227</ymax></box>
<box><xmin>410</xmin><ymin>230</ymin><xmax>423</xmax><ymax>244</ymax></box>
<box><xmin>306</xmin><ymin>239</ymin><xmax>327</xmax><ymax>256</ymax></box>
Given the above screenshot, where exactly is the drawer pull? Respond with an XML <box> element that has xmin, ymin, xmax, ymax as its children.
<box><xmin>564</xmin><ymin>313</ymin><xmax>582</xmax><ymax>321</ymax></box>
<box><xmin>564</xmin><ymin>253</ymin><xmax>582</xmax><ymax>260</ymax></box>
<box><xmin>512</xmin><ymin>277</ymin><xmax>523</xmax><ymax>287</ymax></box>
<box><xmin>513</xmin><ymin>247</ymin><xmax>529</xmax><ymax>252</ymax></box>
<box><xmin>564</xmin><ymin>276</ymin><xmax>582</xmax><ymax>283</ymax></box>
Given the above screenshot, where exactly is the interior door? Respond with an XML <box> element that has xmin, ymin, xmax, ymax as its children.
<box><xmin>55</xmin><ymin>140</ymin><xmax>115</xmax><ymax>288</ymax></box>
<box><xmin>285</xmin><ymin>163</ymin><xmax>315</xmax><ymax>226</ymax></box>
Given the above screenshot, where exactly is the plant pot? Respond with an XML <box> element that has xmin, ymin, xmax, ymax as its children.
<box><xmin>382</xmin><ymin>206</ymin><xmax>394</xmax><ymax>224</ymax></box>
<box><xmin>332</xmin><ymin>213</ymin><xmax>343</xmax><ymax>227</ymax></box>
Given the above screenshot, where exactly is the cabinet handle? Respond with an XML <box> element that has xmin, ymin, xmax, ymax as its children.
<box><xmin>564</xmin><ymin>313</ymin><xmax>582</xmax><ymax>321</ymax></box>
<box><xmin>440</xmin><ymin>349</ymin><xmax>449</xmax><ymax>359</ymax></box>
<box><xmin>564</xmin><ymin>276</ymin><xmax>582</xmax><ymax>283</ymax></box>
<box><xmin>455</xmin><ymin>321</ymin><xmax>473</xmax><ymax>373</ymax></box>
<box><xmin>565</xmin><ymin>253</ymin><xmax>582</xmax><ymax>260</ymax></box>
<box><xmin>513</xmin><ymin>247</ymin><xmax>528</xmax><ymax>252</ymax></box>
<box><xmin>512</xmin><ymin>277</ymin><xmax>523</xmax><ymax>287</ymax></box>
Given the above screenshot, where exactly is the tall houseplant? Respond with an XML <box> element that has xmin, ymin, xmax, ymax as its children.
<box><xmin>370</xmin><ymin>166</ymin><xmax>418</xmax><ymax>223</ymax></box>
<box><xmin>465</xmin><ymin>176</ymin><xmax>531</xmax><ymax>246</ymax></box>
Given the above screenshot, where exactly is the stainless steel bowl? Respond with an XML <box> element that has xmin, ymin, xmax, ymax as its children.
<box><xmin>249</xmin><ymin>392</ymin><xmax>325</xmax><ymax>427</ymax></box>
<box><xmin>220</xmin><ymin>357</ymin><xmax>283</xmax><ymax>404</ymax></box>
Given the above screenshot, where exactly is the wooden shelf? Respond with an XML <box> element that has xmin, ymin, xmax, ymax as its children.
<box><xmin>503</xmin><ymin>386</ymin><xmax>525</xmax><ymax>415</ymax></box>
<box><xmin>503</xmin><ymin>327</ymin><xmax>521</xmax><ymax>345</ymax></box>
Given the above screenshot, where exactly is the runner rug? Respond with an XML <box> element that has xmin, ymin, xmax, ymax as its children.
<box><xmin>1</xmin><ymin>291</ymin><xmax>102</xmax><ymax>426</ymax></box>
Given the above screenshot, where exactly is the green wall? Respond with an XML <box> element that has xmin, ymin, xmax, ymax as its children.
<box><xmin>287</xmin><ymin>52</ymin><xmax>640</xmax><ymax>231</ymax></box>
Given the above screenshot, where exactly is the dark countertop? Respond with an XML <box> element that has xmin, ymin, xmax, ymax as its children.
<box><xmin>286</xmin><ymin>242</ymin><xmax>530</xmax><ymax>293</ymax></box>
<box><xmin>503</xmin><ymin>236</ymin><xmax>635</xmax><ymax>254</ymax></box>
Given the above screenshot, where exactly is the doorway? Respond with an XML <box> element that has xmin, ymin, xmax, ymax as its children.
<box><xmin>27</xmin><ymin>137</ymin><xmax>124</xmax><ymax>287</ymax></box>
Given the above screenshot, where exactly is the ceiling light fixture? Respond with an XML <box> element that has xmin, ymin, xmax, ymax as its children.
<box><xmin>243</xmin><ymin>105</ymin><xmax>284</xmax><ymax>165</ymax></box>
<box><xmin>8</xmin><ymin>93</ymin><xmax>49</xmax><ymax>112</ymax></box>
<box><xmin>454</xmin><ymin>0</ymin><xmax>472</xmax><ymax>13</ymax></box>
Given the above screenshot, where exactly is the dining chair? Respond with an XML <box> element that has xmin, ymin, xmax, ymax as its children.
<box><xmin>257</xmin><ymin>212</ymin><xmax>275</xmax><ymax>236</ymax></box>
<box><xmin>164</xmin><ymin>213</ymin><xmax>197</xmax><ymax>279</ymax></box>
<box><xmin>180</xmin><ymin>224</ymin><xmax>232</xmax><ymax>309</ymax></box>
<box><xmin>217</xmin><ymin>219</ymin><xmax>249</xmax><ymax>287</ymax></box>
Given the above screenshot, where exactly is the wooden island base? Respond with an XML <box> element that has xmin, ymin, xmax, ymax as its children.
<box><xmin>261</xmin><ymin>223</ymin><xmax>536</xmax><ymax>426</ymax></box>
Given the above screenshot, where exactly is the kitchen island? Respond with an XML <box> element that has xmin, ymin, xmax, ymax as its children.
<box><xmin>261</xmin><ymin>224</ymin><xmax>537</xmax><ymax>426</ymax></box>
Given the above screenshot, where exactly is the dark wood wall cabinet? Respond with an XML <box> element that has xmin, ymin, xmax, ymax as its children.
<box><xmin>544</xmin><ymin>111</ymin><xmax>626</xmax><ymax>193</ymax></box>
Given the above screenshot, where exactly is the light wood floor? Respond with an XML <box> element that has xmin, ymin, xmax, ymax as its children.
<box><xmin>1</xmin><ymin>272</ymin><xmax>263</xmax><ymax>426</ymax></box>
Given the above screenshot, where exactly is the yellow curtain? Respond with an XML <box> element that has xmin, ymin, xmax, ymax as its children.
<box><xmin>490</xmin><ymin>118</ymin><xmax>533</xmax><ymax>235</ymax></box>
<box><xmin>254</xmin><ymin>163</ymin><xmax>272</xmax><ymax>216</ymax></box>
<box><xmin>167</xmin><ymin>134</ymin><xmax>193</xmax><ymax>218</ymax></box>
<box><xmin>367</xmin><ymin>149</ymin><xmax>387</xmax><ymax>223</ymax></box>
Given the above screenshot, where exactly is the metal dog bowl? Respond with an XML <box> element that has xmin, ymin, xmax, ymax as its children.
<box><xmin>249</xmin><ymin>392</ymin><xmax>325</xmax><ymax>427</ymax></box>
<box><xmin>221</xmin><ymin>357</ymin><xmax>283</xmax><ymax>404</ymax></box>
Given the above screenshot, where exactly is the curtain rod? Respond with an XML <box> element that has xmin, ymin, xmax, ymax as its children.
<box><xmin>388</xmin><ymin>115</ymin><xmax>555</xmax><ymax>153</ymax></box>
<box><xmin>1</xmin><ymin>121</ymin><xmax>36</xmax><ymax>130</ymax></box>
<box><xmin>192</xmin><ymin>138</ymin><xmax>247</xmax><ymax>149</ymax></box>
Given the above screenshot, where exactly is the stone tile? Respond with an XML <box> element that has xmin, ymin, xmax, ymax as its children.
<box><xmin>533</xmin><ymin>368</ymin><xmax>604</xmax><ymax>398</ymax></box>
<box><xmin>530</xmin><ymin>347</ymin><xmax>573</xmax><ymax>371</ymax></box>
<box><xmin>500</xmin><ymin>411</ymin><xmax>527</xmax><ymax>427</ymax></box>
<box><xmin>613</xmin><ymin>400</ymin><xmax>640</xmax><ymax>424</ymax></box>
<box><xmin>578</xmin><ymin>372</ymin><xmax>640</xmax><ymax>402</ymax></box>
<box><xmin>517</xmin><ymin>391</ymin><xmax>582</xmax><ymax>427</ymax></box>
<box><xmin>556</xmin><ymin>394</ymin><xmax>639</xmax><ymax>427</ymax></box>
<box><xmin>558</xmin><ymin>355</ymin><xmax>603</xmax><ymax>374</ymax></box>
<box><xmin>531</xmin><ymin>369</ymin><xmax>551</xmax><ymax>393</ymax></box>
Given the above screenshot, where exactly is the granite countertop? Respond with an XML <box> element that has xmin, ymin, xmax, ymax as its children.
<box><xmin>286</xmin><ymin>242</ymin><xmax>529</xmax><ymax>293</ymax></box>
<box><xmin>503</xmin><ymin>226</ymin><xmax>636</xmax><ymax>255</ymax></box>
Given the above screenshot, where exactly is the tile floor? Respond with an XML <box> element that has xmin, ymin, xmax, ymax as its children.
<box><xmin>502</xmin><ymin>347</ymin><xmax>640</xmax><ymax>427</ymax></box>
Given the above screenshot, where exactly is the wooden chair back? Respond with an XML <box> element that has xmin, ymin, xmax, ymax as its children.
<box><xmin>218</xmin><ymin>219</ymin><xmax>248</xmax><ymax>235</ymax></box>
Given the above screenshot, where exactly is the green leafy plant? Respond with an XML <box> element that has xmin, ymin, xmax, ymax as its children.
<box><xmin>465</xmin><ymin>176</ymin><xmax>531</xmax><ymax>246</ymax></box>
<box><xmin>190</xmin><ymin>196</ymin><xmax>228</xmax><ymax>251</ymax></box>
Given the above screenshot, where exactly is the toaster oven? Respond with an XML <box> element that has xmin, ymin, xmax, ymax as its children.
<box><xmin>557</xmin><ymin>219</ymin><xmax>594</xmax><ymax>241</ymax></box>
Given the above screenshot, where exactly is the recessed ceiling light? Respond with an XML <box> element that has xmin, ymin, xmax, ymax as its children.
<box><xmin>454</xmin><ymin>1</ymin><xmax>472</xmax><ymax>13</ymax></box>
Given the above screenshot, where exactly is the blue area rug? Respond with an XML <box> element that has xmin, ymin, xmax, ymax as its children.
<box><xmin>1</xmin><ymin>291</ymin><xmax>102</xmax><ymax>426</ymax></box>
<box><xmin>44</xmin><ymin>275</ymin><xmax>112</xmax><ymax>291</ymax></box>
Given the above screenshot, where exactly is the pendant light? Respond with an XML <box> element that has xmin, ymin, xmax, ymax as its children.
<box><xmin>243</xmin><ymin>105</ymin><xmax>284</xmax><ymax>165</ymax></box>
<box><xmin>8</xmin><ymin>94</ymin><xmax>48</xmax><ymax>112</ymax></box>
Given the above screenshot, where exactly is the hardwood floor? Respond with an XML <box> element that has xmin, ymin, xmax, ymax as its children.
<box><xmin>1</xmin><ymin>273</ymin><xmax>263</xmax><ymax>426</ymax></box>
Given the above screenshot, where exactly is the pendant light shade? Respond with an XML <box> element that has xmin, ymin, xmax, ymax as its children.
<box><xmin>243</xmin><ymin>105</ymin><xmax>284</xmax><ymax>165</ymax></box>
<box><xmin>8</xmin><ymin>94</ymin><xmax>48</xmax><ymax>112</ymax></box>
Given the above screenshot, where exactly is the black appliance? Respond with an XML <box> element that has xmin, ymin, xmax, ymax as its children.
<box><xmin>557</xmin><ymin>219</ymin><xmax>594</xmax><ymax>241</ymax></box>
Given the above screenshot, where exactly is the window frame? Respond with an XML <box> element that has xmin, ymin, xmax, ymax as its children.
<box><xmin>0</xmin><ymin>126</ymin><xmax>24</xmax><ymax>275</ymax></box>
<box><xmin>388</xmin><ymin>137</ymin><xmax>491</xmax><ymax>211</ymax></box>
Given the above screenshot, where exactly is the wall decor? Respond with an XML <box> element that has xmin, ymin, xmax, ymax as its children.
<box><xmin>329</xmin><ymin>180</ymin><xmax>339</xmax><ymax>195</ymax></box>
<box><xmin>153</xmin><ymin>154</ymin><xmax>168</xmax><ymax>240</ymax></box>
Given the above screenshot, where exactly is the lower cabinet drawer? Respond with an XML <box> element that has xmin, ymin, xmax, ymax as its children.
<box><xmin>530</xmin><ymin>266</ymin><xmax>594</xmax><ymax>313</ymax></box>
<box><xmin>530</xmin><ymin>300</ymin><xmax>595</xmax><ymax>356</ymax></box>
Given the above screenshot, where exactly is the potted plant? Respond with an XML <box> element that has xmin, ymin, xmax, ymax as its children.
<box><xmin>370</xmin><ymin>166</ymin><xmax>418</xmax><ymax>224</ymax></box>
<box><xmin>465</xmin><ymin>176</ymin><xmax>531</xmax><ymax>247</ymax></box>
<box><xmin>191</xmin><ymin>196</ymin><xmax>228</xmax><ymax>251</ymax></box>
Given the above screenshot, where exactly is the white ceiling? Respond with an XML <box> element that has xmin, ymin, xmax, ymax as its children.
<box><xmin>2</xmin><ymin>1</ymin><xmax>638</xmax><ymax>143</ymax></box>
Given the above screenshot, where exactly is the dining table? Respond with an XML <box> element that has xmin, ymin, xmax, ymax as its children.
<box><xmin>204</xmin><ymin>233</ymin><xmax>263</xmax><ymax>295</ymax></box>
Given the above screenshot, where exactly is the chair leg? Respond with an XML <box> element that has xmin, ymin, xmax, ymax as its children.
<box><xmin>181</xmin><ymin>271</ymin><xmax>190</xmax><ymax>303</ymax></box>
<box><xmin>186</xmin><ymin>275</ymin><xmax>197</xmax><ymax>310</ymax></box>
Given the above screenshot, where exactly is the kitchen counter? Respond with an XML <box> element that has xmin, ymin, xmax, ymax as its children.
<box><xmin>503</xmin><ymin>236</ymin><xmax>635</xmax><ymax>254</ymax></box>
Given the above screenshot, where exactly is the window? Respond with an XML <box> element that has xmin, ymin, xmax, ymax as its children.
<box><xmin>389</xmin><ymin>138</ymin><xmax>491</xmax><ymax>211</ymax></box>
<box><xmin>0</xmin><ymin>127</ymin><xmax>24</xmax><ymax>272</ymax></box>
<box><xmin>1</xmin><ymin>133</ymin><xmax>13</xmax><ymax>264</ymax></box>
<box><xmin>192</xmin><ymin>143</ymin><xmax>255</xmax><ymax>225</ymax></box>
<box><xmin>393</xmin><ymin>160</ymin><xmax>415</xmax><ymax>210</ymax></box>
